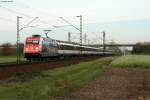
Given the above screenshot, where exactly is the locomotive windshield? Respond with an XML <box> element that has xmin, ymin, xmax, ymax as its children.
<box><xmin>26</xmin><ymin>40</ymin><xmax>39</xmax><ymax>44</ymax></box>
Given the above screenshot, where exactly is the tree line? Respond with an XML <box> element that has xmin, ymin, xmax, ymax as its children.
<box><xmin>0</xmin><ymin>43</ymin><xmax>24</xmax><ymax>56</ymax></box>
<box><xmin>132</xmin><ymin>42</ymin><xmax>150</xmax><ymax>54</ymax></box>
<box><xmin>2</xmin><ymin>41</ymin><xmax>150</xmax><ymax>56</ymax></box>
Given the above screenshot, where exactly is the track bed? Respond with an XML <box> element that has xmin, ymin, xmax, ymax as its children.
<box><xmin>0</xmin><ymin>56</ymin><xmax>100</xmax><ymax>80</ymax></box>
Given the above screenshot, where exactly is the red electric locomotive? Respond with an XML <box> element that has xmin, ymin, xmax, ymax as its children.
<box><xmin>24</xmin><ymin>34</ymin><xmax>58</xmax><ymax>61</ymax></box>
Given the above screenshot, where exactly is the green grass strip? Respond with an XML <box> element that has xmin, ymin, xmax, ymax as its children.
<box><xmin>110</xmin><ymin>55</ymin><xmax>150</xmax><ymax>68</ymax></box>
<box><xmin>0</xmin><ymin>57</ymin><xmax>115</xmax><ymax>99</ymax></box>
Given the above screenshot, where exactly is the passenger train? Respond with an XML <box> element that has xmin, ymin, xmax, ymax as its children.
<box><xmin>24</xmin><ymin>34</ymin><xmax>112</xmax><ymax>61</ymax></box>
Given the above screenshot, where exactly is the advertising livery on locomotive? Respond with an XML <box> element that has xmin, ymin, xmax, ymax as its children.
<box><xmin>24</xmin><ymin>34</ymin><xmax>112</xmax><ymax>61</ymax></box>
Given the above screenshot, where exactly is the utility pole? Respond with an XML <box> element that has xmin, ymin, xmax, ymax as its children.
<box><xmin>17</xmin><ymin>16</ymin><xmax>22</xmax><ymax>64</ymax></box>
<box><xmin>44</xmin><ymin>30</ymin><xmax>52</xmax><ymax>38</ymax></box>
<box><xmin>102</xmin><ymin>31</ymin><xmax>106</xmax><ymax>53</ymax></box>
<box><xmin>76</xmin><ymin>15</ymin><xmax>82</xmax><ymax>45</ymax></box>
<box><xmin>68</xmin><ymin>32</ymin><xmax>71</xmax><ymax>42</ymax></box>
<box><xmin>84</xmin><ymin>33</ymin><xmax>87</xmax><ymax>44</ymax></box>
<box><xmin>16</xmin><ymin>16</ymin><xmax>38</xmax><ymax>64</ymax></box>
<box><xmin>60</xmin><ymin>16</ymin><xmax>82</xmax><ymax>45</ymax></box>
<box><xmin>87</xmin><ymin>39</ymin><xmax>90</xmax><ymax>45</ymax></box>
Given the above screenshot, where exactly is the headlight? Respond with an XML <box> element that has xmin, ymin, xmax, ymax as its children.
<box><xmin>35</xmin><ymin>47</ymin><xmax>39</xmax><ymax>50</ymax></box>
<box><xmin>25</xmin><ymin>48</ymin><xmax>28</xmax><ymax>51</ymax></box>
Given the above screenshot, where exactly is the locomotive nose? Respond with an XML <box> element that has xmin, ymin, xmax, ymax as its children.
<box><xmin>35</xmin><ymin>47</ymin><xmax>39</xmax><ymax>50</ymax></box>
<box><xmin>25</xmin><ymin>45</ymin><xmax>40</xmax><ymax>53</ymax></box>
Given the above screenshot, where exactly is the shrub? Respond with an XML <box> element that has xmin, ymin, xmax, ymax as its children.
<box><xmin>1</xmin><ymin>43</ymin><xmax>13</xmax><ymax>56</ymax></box>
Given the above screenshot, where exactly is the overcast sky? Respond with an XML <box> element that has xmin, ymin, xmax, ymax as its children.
<box><xmin>0</xmin><ymin>0</ymin><xmax>150</xmax><ymax>44</ymax></box>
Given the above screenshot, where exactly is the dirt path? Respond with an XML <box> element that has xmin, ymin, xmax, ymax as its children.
<box><xmin>54</xmin><ymin>68</ymin><xmax>150</xmax><ymax>100</ymax></box>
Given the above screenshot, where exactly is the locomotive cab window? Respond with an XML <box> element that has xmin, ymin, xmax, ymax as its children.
<box><xmin>32</xmin><ymin>40</ymin><xmax>39</xmax><ymax>44</ymax></box>
<box><xmin>26</xmin><ymin>40</ymin><xmax>39</xmax><ymax>44</ymax></box>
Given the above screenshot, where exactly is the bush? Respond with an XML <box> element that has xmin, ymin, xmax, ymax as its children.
<box><xmin>1</xmin><ymin>43</ymin><xmax>13</xmax><ymax>56</ymax></box>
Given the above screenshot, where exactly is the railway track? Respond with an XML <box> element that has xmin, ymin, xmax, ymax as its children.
<box><xmin>0</xmin><ymin>55</ymin><xmax>110</xmax><ymax>67</ymax></box>
<box><xmin>0</xmin><ymin>60</ymin><xmax>58</xmax><ymax>67</ymax></box>
<box><xmin>0</xmin><ymin>61</ymin><xmax>29</xmax><ymax>67</ymax></box>
<box><xmin>0</xmin><ymin>56</ymin><xmax>102</xmax><ymax>80</ymax></box>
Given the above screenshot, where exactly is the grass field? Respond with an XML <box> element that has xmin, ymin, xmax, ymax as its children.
<box><xmin>110</xmin><ymin>55</ymin><xmax>150</xmax><ymax>68</ymax></box>
<box><xmin>0</xmin><ymin>55</ymin><xmax>150</xmax><ymax>99</ymax></box>
<box><xmin>0</xmin><ymin>56</ymin><xmax>26</xmax><ymax>63</ymax></box>
<box><xmin>0</xmin><ymin>57</ymin><xmax>115</xmax><ymax>99</ymax></box>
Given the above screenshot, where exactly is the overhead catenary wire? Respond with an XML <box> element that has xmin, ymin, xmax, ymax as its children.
<box><xmin>0</xmin><ymin>8</ymin><xmax>111</xmax><ymax>44</ymax></box>
<box><xmin>10</xmin><ymin>0</ymin><xmax>94</xmax><ymax>28</ymax></box>
<box><xmin>0</xmin><ymin>16</ymin><xmax>15</xmax><ymax>23</ymax></box>
<box><xmin>0</xmin><ymin>1</ymin><xmax>111</xmax><ymax>44</ymax></box>
<box><xmin>53</xmin><ymin>25</ymin><xmax>75</xmax><ymax>33</ymax></box>
<box><xmin>1</xmin><ymin>5</ymin><xmax>32</xmax><ymax>18</ymax></box>
<box><xmin>60</xmin><ymin>17</ymin><xmax>80</xmax><ymax>31</ymax></box>
<box><xmin>1</xmin><ymin>1</ymin><xmax>108</xmax><ymax>34</ymax></box>
<box><xmin>19</xmin><ymin>17</ymin><xmax>38</xmax><ymax>31</ymax></box>
<box><xmin>14</xmin><ymin>0</ymin><xmax>53</xmax><ymax>17</ymax></box>
<box><xmin>1</xmin><ymin>1</ymin><xmax>89</xmax><ymax>35</ymax></box>
<box><xmin>13</xmin><ymin>1</ymin><xmax>58</xmax><ymax>26</ymax></box>
<box><xmin>0</xmin><ymin>4</ymin><xmax>54</xmax><ymax>28</ymax></box>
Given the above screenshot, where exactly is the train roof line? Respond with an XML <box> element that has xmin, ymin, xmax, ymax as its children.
<box><xmin>27</xmin><ymin>35</ymin><xmax>104</xmax><ymax>50</ymax></box>
<box><xmin>56</xmin><ymin>40</ymin><xmax>103</xmax><ymax>50</ymax></box>
<box><xmin>56</xmin><ymin>40</ymin><xmax>80</xmax><ymax>45</ymax></box>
